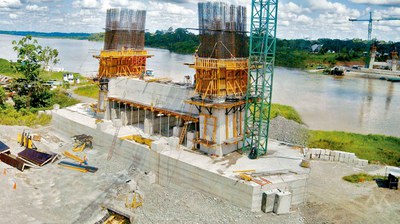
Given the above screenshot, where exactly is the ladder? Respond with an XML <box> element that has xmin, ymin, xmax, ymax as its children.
<box><xmin>179</xmin><ymin>122</ymin><xmax>188</xmax><ymax>145</ymax></box>
<box><xmin>107</xmin><ymin>127</ymin><xmax>121</xmax><ymax>160</ymax></box>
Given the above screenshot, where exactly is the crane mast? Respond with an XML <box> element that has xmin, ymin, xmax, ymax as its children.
<box><xmin>349</xmin><ymin>12</ymin><xmax>400</xmax><ymax>67</ymax></box>
<box><xmin>243</xmin><ymin>0</ymin><xmax>279</xmax><ymax>159</ymax></box>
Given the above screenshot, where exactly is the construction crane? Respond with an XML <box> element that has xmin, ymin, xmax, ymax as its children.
<box><xmin>349</xmin><ymin>12</ymin><xmax>400</xmax><ymax>66</ymax></box>
<box><xmin>243</xmin><ymin>0</ymin><xmax>279</xmax><ymax>159</ymax></box>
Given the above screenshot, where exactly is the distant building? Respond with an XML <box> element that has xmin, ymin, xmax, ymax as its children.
<box><xmin>311</xmin><ymin>44</ymin><xmax>323</xmax><ymax>53</ymax></box>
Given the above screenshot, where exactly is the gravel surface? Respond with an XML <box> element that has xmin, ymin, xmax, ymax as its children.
<box><xmin>269</xmin><ymin>116</ymin><xmax>310</xmax><ymax>146</ymax></box>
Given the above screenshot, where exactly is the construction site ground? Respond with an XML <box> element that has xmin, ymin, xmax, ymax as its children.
<box><xmin>0</xmin><ymin>124</ymin><xmax>399</xmax><ymax>224</ymax></box>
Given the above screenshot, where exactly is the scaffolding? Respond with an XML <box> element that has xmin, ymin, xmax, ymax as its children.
<box><xmin>97</xmin><ymin>49</ymin><xmax>151</xmax><ymax>79</ymax></box>
<box><xmin>104</xmin><ymin>8</ymin><xmax>146</xmax><ymax>50</ymax></box>
<box><xmin>198</xmin><ymin>2</ymin><xmax>248</xmax><ymax>59</ymax></box>
<box><xmin>190</xmin><ymin>57</ymin><xmax>248</xmax><ymax>99</ymax></box>
<box><xmin>96</xmin><ymin>8</ymin><xmax>150</xmax><ymax>113</ymax></box>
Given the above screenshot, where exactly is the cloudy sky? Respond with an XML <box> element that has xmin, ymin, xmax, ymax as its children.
<box><xmin>0</xmin><ymin>0</ymin><xmax>399</xmax><ymax>41</ymax></box>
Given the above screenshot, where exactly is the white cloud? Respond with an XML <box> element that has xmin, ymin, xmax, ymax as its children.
<box><xmin>73</xmin><ymin>0</ymin><xmax>100</xmax><ymax>9</ymax></box>
<box><xmin>26</xmin><ymin>4</ymin><xmax>48</xmax><ymax>12</ymax></box>
<box><xmin>0</xmin><ymin>0</ymin><xmax>21</xmax><ymax>8</ymax></box>
<box><xmin>9</xmin><ymin>12</ymin><xmax>17</xmax><ymax>18</ymax></box>
<box><xmin>351</xmin><ymin>0</ymin><xmax>400</xmax><ymax>5</ymax></box>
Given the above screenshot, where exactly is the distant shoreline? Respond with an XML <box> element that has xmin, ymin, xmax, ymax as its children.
<box><xmin>0</xmin><ymin>31</ymin><xmax>91</xmax><ymax>40</ymax></box>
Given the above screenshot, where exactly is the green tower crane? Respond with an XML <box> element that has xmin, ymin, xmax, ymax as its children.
<box><xmin>243</xmin><ymin>0</ymin><xmax>279</xmax><ymax>159</ymax></box>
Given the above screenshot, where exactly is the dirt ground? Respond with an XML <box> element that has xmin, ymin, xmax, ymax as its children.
<box><xmin>0</xmin><ymin>125</ymin><xmax>399</xmax><ymax>224</ymax></box>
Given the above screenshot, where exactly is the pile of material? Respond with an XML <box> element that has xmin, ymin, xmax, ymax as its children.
<box><xmin>58</xmin><ymin>134</ymin><xmax>98</xmax><ymax>173</ymax></box>
<box><xmin>0</xmin><ymin>132</ymin><xmax>58</xmax><ymax>171</ymax></box>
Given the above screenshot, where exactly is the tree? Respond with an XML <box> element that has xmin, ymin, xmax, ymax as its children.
<box><xmin>39</xmin><ymin>46</ymin><xmax>60</xmax><ymax>69</ymax></box>
<box><xmin>10</xmin><ymin>35</ymin><xmax>59</xmax><ymax>110</ymax></box>
<box><xmin>0</xmin><ymin>86</ymin><xmax>5</xmax><ymax>106</ymax></box>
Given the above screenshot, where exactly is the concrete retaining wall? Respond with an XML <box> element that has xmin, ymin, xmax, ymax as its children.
<box><xmin>52</xmin><ymin>111</ymin><xmax>308</xmax><ymax>211</ymax></box>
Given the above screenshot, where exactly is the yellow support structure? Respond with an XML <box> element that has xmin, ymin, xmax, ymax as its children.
<box><xmin>125</xmin><ymin>192</ymin><xmax>143</xmax><ymax>209</ymax></box>
<box><xmin>72</xmin><ymin>143</ymin><xmax>86</xmax><ymax>152</ymax></box>
<box><xmin>63</xmin><ymin>151</ymin><xmax>85</xmax><ymax>163</ymax></box>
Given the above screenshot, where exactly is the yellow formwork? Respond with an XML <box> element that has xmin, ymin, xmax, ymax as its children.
<box><xmin>190</xmin><ymin>57</ymin><xmax>249</xmax><ymax>98</ymax></box>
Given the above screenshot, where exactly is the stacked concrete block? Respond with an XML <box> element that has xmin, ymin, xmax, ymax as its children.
<box><xmin>261</xmin><ymin>189</ymin><xmax>280</xmax><ymax>213</ymax></box>
<box><xmin>307</xmin><ymin>148</ymin><xmax>368</xmax><ymax>167</ymax></box>
<box><xmin>273</xmin><ymin>191</ymin><xmax>292</xmax><ymax>215</ymax></box>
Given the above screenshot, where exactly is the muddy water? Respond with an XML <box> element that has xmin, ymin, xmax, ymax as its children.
<box><xmin>1</xmin><ymin>34</ymin><xmax>399</xmax><ymax>137</ymax></box>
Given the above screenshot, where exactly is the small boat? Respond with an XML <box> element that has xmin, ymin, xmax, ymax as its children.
<box><xmin>387</xmin><ymin>77</ymin><xmax>400</xmax><ymax>83</ymax></box>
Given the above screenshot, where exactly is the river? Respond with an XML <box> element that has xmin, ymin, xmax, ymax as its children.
<box><xmin>0</xmin><ymin>34</ymin><xmax>399</xmax><ymax>137</ymax></box>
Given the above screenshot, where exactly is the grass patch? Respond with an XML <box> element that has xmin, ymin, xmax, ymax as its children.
<box><xmin>308</xmin><ymin>131</ymin><xmax>400</xmax><ymax>166</ymax></box>
<box><xmin>0</xmin><ymin>105</ymin><xmax>52</xmax><ymax>127</ymax></box>
<box><xmin>0</xmin><ymin>58</ymin><xmax>18</xmax><ymax>77</ymax></box>
<box><xmin>74</xmin><ymin>84</ymin><xmax>98</xmax><ymax>99</ymax></box>
<box><xmin>51</xmin><ymin>89</ymin><xmax>80</xmax><ymax>108</ymax></box>
<box><xmin>343</xmin><ymin>173</ymin><xmax>386</xmax><ymax>183</ymax></box>
<box><xmin>270</xmin><ymin>104</ymin><xmax>304</xmax><ymax>124</ymax></box>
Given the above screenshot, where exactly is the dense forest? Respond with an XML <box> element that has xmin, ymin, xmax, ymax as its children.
<box><xmin>2</xmin><ymin>29</ymin><xmax>399</xmax><ymax>69</ymax></box>
<box><xmin>89</xmin><ymin>28</ymin><xmax>400</xmax><ymax>68</ymax></box>
<box><xmin>0</xmin><ymin>30</ymin><xmax>90</xmax><ymax>40</ymax></box>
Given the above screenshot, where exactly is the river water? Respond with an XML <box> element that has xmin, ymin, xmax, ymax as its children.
<box><xmin>1</xmin><ymin>34</ymin><xmax>399</xmax><ymax>137</ymax></box>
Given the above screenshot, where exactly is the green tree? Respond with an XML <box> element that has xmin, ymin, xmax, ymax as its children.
<box><xmin>40</xmin><ymin>46</ymin><xmax>60</xmax><ymax>69</ymax></box>
<box><xmin>0</xmin><ymin>86</ymin><xmax>6</xmax><ymax>105</ymax></box>
<box><xmin>10</xmin><ymin>35</ymin><xmax>58</xmax><ymax>110</ymax></box>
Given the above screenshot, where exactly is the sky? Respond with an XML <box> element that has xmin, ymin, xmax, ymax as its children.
<box><xmin>0</xmin><ymin>0</ymin><xmax>399</xmax><ymax>41</ymax></box>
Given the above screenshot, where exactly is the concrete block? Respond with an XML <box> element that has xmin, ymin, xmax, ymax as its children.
<box><xmin>127</xmin><ymin>179</ymin><xmax>137</xmax><ymax>192</ymax></box>
<box><xmin>339</xmin><ymin>153</ymin><xmax>345</xmax><ymax>162</ymax></box>
<box><xmin>319</xmin><ymin>149</ymin><xmax>325</xmax><ymax>156</ymax></box>
<box><xmin>333</xmin><ymin>151</ymin><xmax>340</xmax><ymax>162</ymax></box>
<box><xmin>168</xmin><ymin>137</ymin><xmax>179</xmax><ymax>150</ymax></box>
<box><xmin>359</xmin><ymin>159</ymin><xmax>368</xmax><ymax>167</ymax></box>
<box><xmin>143</xmin><ymin>171</ymin><xmax>156</xmax><ymax>185</ymax></box>
<box><xmin>261</xmin><ymin>189</ymin><xmax>279</xmax><ymax>213</ymax></box>
<box><xmin>325</xmin><ymin>149</ymin><xmax>331</xmax><ymax>156</ymax></box>
<box><xmin>274</xmin><ymin>191</ymin><xmax>292</xmax><ymax>215</ymax></box>
<box><xmin>329</xmin><ymin>156</ymin><xmax>334</xmax><ymax>161</ymax></box>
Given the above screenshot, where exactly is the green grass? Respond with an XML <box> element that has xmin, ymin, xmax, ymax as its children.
<box><xmin>270</xmin><ymin>104</ymin><xmax>304</xmax><ymax>124</ymax></box>
<box><xmin>343</xmin><ymin>173</ymin><xmax>386</xmax><ymax>183</ymax></box>
<box><xmin>0</xmin><ymin>105</ymin><xmax>52</xmax><ymax>127</ymax></box>
<box><xmin>308</xmin><ymin>131</ymin><xmax>400</xmax><ymax>166</ymax></box>
<box><xmin>73</xmin><ymin>84</ymin><xmax>98</xmax><ymax>99</ymax></box>
<box><xmin>0</xmin><ymin>58</ymin><xmax>17</xmax><ymax>77</ymax></box>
